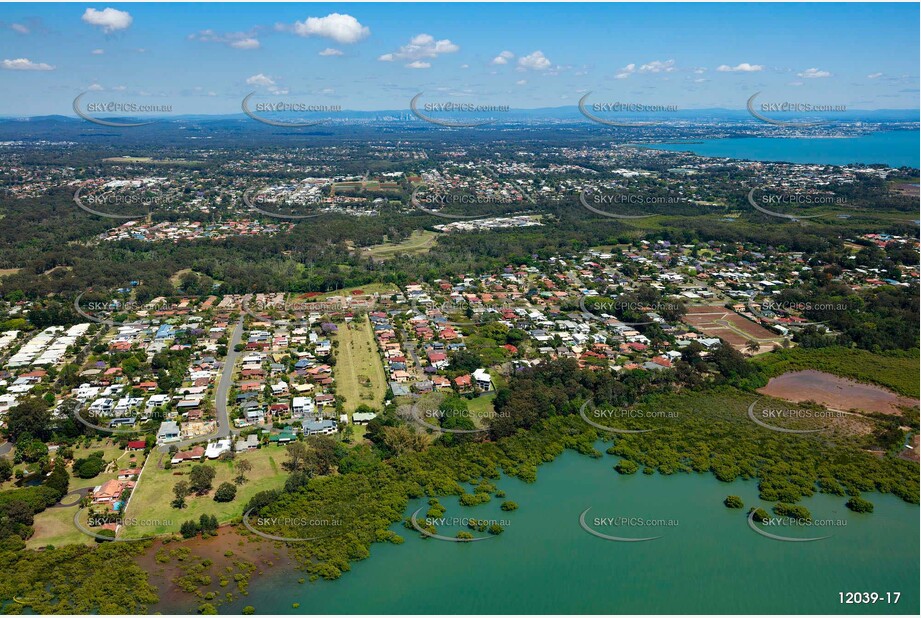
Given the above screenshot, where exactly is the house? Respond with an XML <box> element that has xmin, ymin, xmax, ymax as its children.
<box><xmin>302</xmin><ymin>419</ymin><xmax>337</xmax><ymax>436</ymax></box>
<box><xmin>92</xmin><ymin>479</ymin><xmax>135</xmax><ymax>504</ymax></box>
<box><xmin>235</xmin><ymin>434</ymin><xmax>260</xmax><ymax>452</ymax></box>
<box><xmin>205</xmin><ymin>438</ymin><xmax>232</xmax><ymax>459</ymax></box>
<box><xmin>352</xmin><ymin>411</ymin><xmax>377</xmax><ymax>424</ymax></box>
<box><xmin>126</xmin><ymin>440</ymin><xmax>147</xmax><ymax>451</ymax></box>
<box><xmin>291</xmin><ymin>396</ymin><xmax>315</xmax><ymax>418</ymax></box>
<box><xmin>117</xmin><ymin>468</ymin><xmax>142</xmax><ymax>480</ymax></box>
<box><xmin>170</xmin><ymin>445</ymin><xmax>205</xmax><ymax>465</ymax></box>
<box><xmin>157</xmin><ymin>421</ymin><xmax>181</xmax><ymax>444</ymax></box>
<box><xmin>473</xmin><ymin>368</ymin><xmax>492</xmax><ymax>391</ymax></box>
<box><xmin>454</xmin><ymin>374</ymin><xmax>473</xmax><ymax>391</ymax></box>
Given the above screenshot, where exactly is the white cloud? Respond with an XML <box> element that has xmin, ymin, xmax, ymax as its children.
<box><xmin>319</xmin><ymin>48</ymin><xmax>343</xmax><ymax>56</ymax></box>
<box><xmin>1</xmin><ymin>57</ymin><xmax>54</xmax><ymax>71</ymax></box>
<box><xmin>246</xmin><ymin>73</ymin><xmax>275</xmax><ymax>87</ymax></box>
<box><xmin>460</xmin><ymin>64</ymin><xmax>469</xmax><ymax>69</ymax></box>
<box><xmin>189</xmin><ymin>30</ymin><xmax>260</xmax><ymax>50</ymax></box>
<box><xmin>516</xmin><ymin>79</ymin><xmax>527</xmax><ymax>85</ymax></box>
<box><xmin>693</xmin><ymin>67</ymin><xmax>707</xmax><ymax>74</ymax></box>
<box><xmin>716</xmin><ymin>62</ymin><xmax>762</xmax><ymax>73</ymax></box>
<box><xmin>82</xmin><ymin>8</ymin><xmax>133</xmax><ymax>33</ymax></box>
<box><xmin>639</xmin><ymin>59</ymin><xmax>676</xmax><ymax>73</ymax></box>
<box><xmin>518</xmin><ymin>50</ymin><xmax>551</xmax><ymax>71</ymax></box>
<box><xmin>798</xmin><ymin>67</ymin><xmax>831</xmax><ymax>79</ymax></box>
<box><xmin>378</xmin><ymin>33</ymin><xmax>459</xmax><ymax>67</ymax></box>
<box><xmin>615</xmin><ymin>63</ymin><xmax>636</xmax><ymax>79</ymax></box>
<box><xmin>289</xmin><ymin>13</ymin><xmax>369</xmax><ymax>44</ymax></box>
<box><xmin>788</xmin><ymin>81</ymin><xmax>803</xmax><ymax>87</ymax></box>
<box><xmin>867</xmin><ymin>72</ymin><xmax>883</xmax><ymax>79</ymax></box>
<box><xmin>91</xmin><ymin>48</ymin><xmax>104</xmax><ymax>55</ymax></box>
<box><xmin>693</xmin><ymin>78</ymin><xmax>708</xmax><ymax>83</ymax></box>
<box><xmin>492</xmin><ymin>50</ymin><xmax>514</xmax><ymax>65</ymax></box>
<box><xmin>231</xmin><ymin>38</ymin><xmax>260</xmax><ymax>50</ymax></box>
<box><xmin>87</xmin><ymin>82</ymin><xmax>104</xmax><ymax>91</ymax></box>
<box><xmin>11</xmin><ymin>23</ymin><xmax>29</xmax><ymax>34</ymax></box>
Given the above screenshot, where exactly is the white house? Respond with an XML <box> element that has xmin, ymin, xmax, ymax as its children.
<box><xmin>472</xmin><ymin>368</ymin><xmax>492</xmax><ymax>391</ymax></box>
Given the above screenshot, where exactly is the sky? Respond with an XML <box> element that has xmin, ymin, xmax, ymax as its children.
<box><xmin>0</xmin><ymin>2</ymin><xmax>918</xmax><ymax>116</ymax></box>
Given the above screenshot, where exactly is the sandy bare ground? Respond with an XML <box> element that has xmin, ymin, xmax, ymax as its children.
<box><xmin>758</xmin><ymin>370</ymin><xmax>919</xmax><ymax>415</ymax></box>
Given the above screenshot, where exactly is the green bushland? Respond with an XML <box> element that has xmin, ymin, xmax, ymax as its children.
<box><xmin>724</xmin><ymin>495</ymin><xmax>744</xmax><ymax>509</ymax></box>
<box><xmin>846</xmin><ymin>496</ymin><xmax>875</xmax><ymax>513</ymax></box>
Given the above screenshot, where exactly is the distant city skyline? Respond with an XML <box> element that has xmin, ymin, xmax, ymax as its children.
<box><xmin>0</xmin><ymin>2</ymin><xmax>918</xmax><ymax>116</ymax></box>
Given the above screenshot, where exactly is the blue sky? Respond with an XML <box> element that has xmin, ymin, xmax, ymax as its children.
<box><xmin>0</xmin><ymin>3</ymin><xmax>918</xmax><ymax>115</ymax></box>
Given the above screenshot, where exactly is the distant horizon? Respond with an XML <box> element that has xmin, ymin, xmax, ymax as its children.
<box><xmin>0</xmin><ymin>3</ymin><xmax>917</xmax><ymax>115</ymax></box>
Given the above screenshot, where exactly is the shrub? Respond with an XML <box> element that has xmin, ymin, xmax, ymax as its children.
<box><xmin>214</xmin><ymin>482</ymin><xmax>237</xmax><ymax>503</ymax></box>
<box><xmin>724</xmin><ymin>495</ymin><xmax>744</xmax><ymax>509</ymax></box>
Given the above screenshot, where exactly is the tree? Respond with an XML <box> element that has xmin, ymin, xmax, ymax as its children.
<box><xmin>172</xmin><ymin>481</ymin><xmax>190</xmax><ymax>509</ymax></box>
<box><xmin>846</xmin><ymin>496</ymin><xmax>874</xmax><ymax>513</ymax></box>
<box><xmin>380</xmin><ymin>425</ymin><xmax>427</xmax><ymax>457</ymax></box>
<box><xmin>0</xmin><ymin>459</ymin><xmax>13</xmax><ymax>482</ymax></box>
<box><xmin>234</xmin><ymin>459</ymin><xmax>252</xmax><ymax>485</ymax></box>
<box><xmin>724</xmin><ymin>495</ymin><xmax>744</xmax><ymax>509</ymax></box>
<box><xmin>745</xmin><ymin>340</ymin><xmax>761</xmax><ymax>355</ymax></box>
<box><xmin>283</xmin><ymin>441</ymin><xmax>310</xmax><ymax>472</ymax></box>
<box><xmin>180</xmin><ymin>519</ymin><xmax>200</xmax><ymax>538</ymax></box>
<box><xmin>213</xmin><ymin>482</ymin><xmax>237</xmax><ymax>503</ymax></box>
<box><xmin>189</xmin><ymin>464</ymin><xmax>216</xmax><ymax>494</ymax></box>
<box><xmin>5</xmin><ymin>398</ymin><xmax>52</xmax><ymax>442</ymax></box>
<box><xmin>45</xmin><ymin>459</ymin><xmax>70</xmax><ymax>498</ymax></box>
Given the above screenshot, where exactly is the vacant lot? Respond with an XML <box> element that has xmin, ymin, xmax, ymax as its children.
<box><xmin>334</xmin><ymin>315</ymin><xmax>388</xmax><ymax>414</ymax></box>
<box><xmin>120</xmin><ymin>446</ymin><xmax>286</xmax><ymax>539</ymax></box>
<box><xmin>365</xmin><ymin>230</ymin><xmax>439</xmax><ymax>260</ymax></box>
<box><xmin>682</xmin><ymin>305</ymin><xmax>784</xmax><ymax>352</ymax></box>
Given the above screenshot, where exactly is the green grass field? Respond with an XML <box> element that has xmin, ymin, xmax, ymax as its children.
<box><xmin>333</xmin><ymin>315</ymin><xmax>388</xmax><ymax>414</ymax></box>
<box><xmin>119</xmin><ymin>447</ymin><xmax>286</xmax><ymax>539</ymax></box>
<box><xmin>364</xmin><ymin>230</ymin><xmax>439</xmax><ymax>259</ymax></box>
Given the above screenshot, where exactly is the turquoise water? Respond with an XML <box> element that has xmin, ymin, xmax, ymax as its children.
<box><xmin>645</xmin><ymin>130</ymin><xmax>920</xmax><ymax>168</ymax></box>
<box><xmin>224</xmin><ymin>449</ymin><xmax>919</xmax><ymax>614</ymax></box>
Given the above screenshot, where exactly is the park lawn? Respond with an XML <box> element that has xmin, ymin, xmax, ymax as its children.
<box><xmin>365</xmin><ymin>230</ymin><xmax>439</xmax><ymax>259</ymax></box>
<box><xmin>466</xmin><ymin>392</ymin><xmax>497</xmax><ymax>430</ymax></box>
<box><xmin>27</xmin><ymin>503</ymin><xmax>94</xmax><ymax>549</ymax></box>
<box><xmin>309</xmin><ymin>282</ymin><xmax>399</xmax><ymax>301</ymax></box>
<box><xmin>120</xmin><ymin>446</ymin><xmax>286</xmax><ymax>539</ymax></box>
<box><xmin>333</xmin><ymin>315</ymin><xmax>388</xmax><ymax>414</ymax></box>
